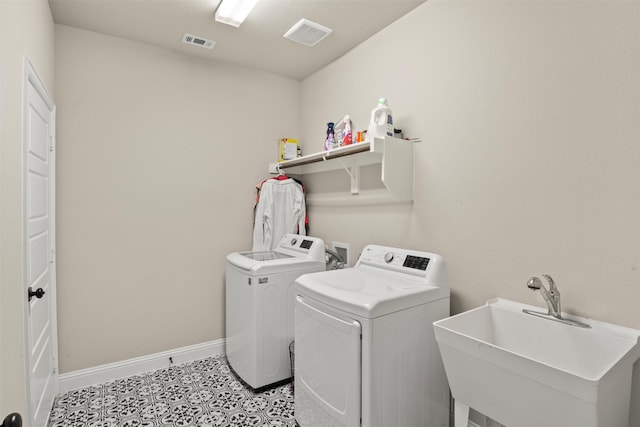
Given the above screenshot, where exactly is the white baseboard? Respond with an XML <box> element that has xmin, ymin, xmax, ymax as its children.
<box><xmin>58</xmin><ymin>339</ymin><xmax>225</xmax><ymax>393</ymax></box>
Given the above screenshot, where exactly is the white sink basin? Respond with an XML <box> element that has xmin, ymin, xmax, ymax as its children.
<box><xmin>434</xmin><ymin>298</ymin><xmax>640</xmax><ymax>427</ymax></box>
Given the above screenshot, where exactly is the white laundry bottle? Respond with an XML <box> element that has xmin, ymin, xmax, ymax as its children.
<box><xmin>367</xmin><ymin>98</ymin><xmax>394</xmax><ymax>141</ymax></box>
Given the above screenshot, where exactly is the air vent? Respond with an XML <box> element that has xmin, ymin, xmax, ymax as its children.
<box><xmin>182</xmin><ymin>33</ymin><xmax>215</xmax><ymax>49</ymax></box>
<box><xmin>283</xmin><ymin>19</ymin><xmax>332</xmax><ymax>47</ymax></box>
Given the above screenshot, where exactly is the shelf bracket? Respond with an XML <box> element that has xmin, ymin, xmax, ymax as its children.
<box><xmin>337</xmin><ymin>157</ymin><xmax>360</xmax><ymax>194</ymax></box>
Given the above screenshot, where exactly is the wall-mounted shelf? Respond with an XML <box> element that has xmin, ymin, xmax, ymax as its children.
<box><xmin>275</xmin><ymin>136</ymin><xmax>418</xmax><ymax>203</ymax></box>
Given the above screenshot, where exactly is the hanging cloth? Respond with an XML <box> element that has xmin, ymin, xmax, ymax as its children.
<box><xmin>252</xmin><ymin>176</ymin><xmax>306</xmax><ymax>251</ymax></box>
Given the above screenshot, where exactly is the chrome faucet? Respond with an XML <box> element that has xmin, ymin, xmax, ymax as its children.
<box><xmin>526</xmin><ymin>274</ymin><xmax>561</xmax><ymax>318</ymax></box>
<box><xmin>524</xmin><ymin>274</ymin><xmax>590</xmax><ymax>328</ymax></box>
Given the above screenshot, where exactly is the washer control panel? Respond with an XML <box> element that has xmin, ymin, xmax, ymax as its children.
<box><xmin>275</xmin><ymin>233</ymin><xmax>326</xmax><ymax>261</ymax></box>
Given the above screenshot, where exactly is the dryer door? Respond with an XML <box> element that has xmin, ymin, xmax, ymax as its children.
<box><xmin>295</xmin><ymin>295</ymin><xmax>361</xmax><ymax>427</ymax></box>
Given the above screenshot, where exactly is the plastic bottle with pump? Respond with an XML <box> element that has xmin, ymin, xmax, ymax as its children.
<box><xmin>367</xmin><ymin>98</ymin><xmax>394</xmax><ymax>141</ymax></box>
<box><xmin>325</xmin><ymin>122</ymin><xmax>336</xmax><ymax>150</ymax></box>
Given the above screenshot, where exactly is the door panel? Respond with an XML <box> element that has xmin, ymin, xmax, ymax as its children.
<box><xmin>28</xmin><ymin>173</ymin><xmax>48</xmax><ymax>218</ymax></box>
<box><xmin>28</xmin><ymin>232</ymin><xmax>48</xmax><ymax>284</ymax></box>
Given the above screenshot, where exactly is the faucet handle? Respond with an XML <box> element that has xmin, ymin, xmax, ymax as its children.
<box><xmin>542</xmin><ymin>274</ymin><xmax>558</xmax><ymax>293</ymax></box>
<box><xmin>542</xmin><ymin>274</ymin><xmax>561</xmax><ymax>314</ymax></box>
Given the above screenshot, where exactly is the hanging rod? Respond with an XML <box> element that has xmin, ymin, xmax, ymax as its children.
<box><xmin>278</xmin><ymin>142</ymin><xmax>372</xmax><ymax>169</ymax></box>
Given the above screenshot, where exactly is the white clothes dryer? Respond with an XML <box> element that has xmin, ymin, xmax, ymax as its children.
<box><xmin>226</xmin><ymin>233</ymin><xmax>326</xmax><ymax>390</ymax></box>
<box><xmin>294</xmin><ymin>245</ymin><xmax>450</xmax><ymax>427</ymax></box>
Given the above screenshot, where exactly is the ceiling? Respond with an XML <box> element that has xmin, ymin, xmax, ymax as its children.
<box><xmin>48</xmin><ymin>0</ymin><xmax>426</xmax><ymax>80</ymax></box>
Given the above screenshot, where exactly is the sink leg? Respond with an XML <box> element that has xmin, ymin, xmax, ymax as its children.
<box><xmin>454</xmin><ymin>399</ymin><xmax>470</xmax><ymax>427</ymax></box>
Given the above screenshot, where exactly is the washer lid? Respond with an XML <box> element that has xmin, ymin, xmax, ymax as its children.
<box><xmin>238</xmin><ymin>251</ymin><xmax>293</xmax><ymax>262</ymax></box>
<box><xmin>227</xmin><ymin>251</ymin><xmax>324</xmax><ymax>274</ymax></box>
<box><xmin>295</xmin><ymin>266</ymin><xmax>450</xmax><ymax>318</ymax></box>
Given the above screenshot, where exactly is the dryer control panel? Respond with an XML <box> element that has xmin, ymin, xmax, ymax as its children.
<box><xmin>356</xmin><ymin>245</ymin><xmax>448</xmax><ymax>286</ymax></box>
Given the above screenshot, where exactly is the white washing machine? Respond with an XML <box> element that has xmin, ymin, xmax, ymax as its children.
<box><xmin>294</xmin><ymin>245</ymin><xmax>450</xmax><ymax>427</ymax></box>
<box><xmin>225</xmin><ymin>233</ymin><xmax>326</xmax><ymax>390</ymax></box>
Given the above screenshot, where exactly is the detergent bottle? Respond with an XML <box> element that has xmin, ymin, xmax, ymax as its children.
<box><xmin>367</xmin><ymin>98</ymin><xmax>394</xmax><ymax>141</ymax></box>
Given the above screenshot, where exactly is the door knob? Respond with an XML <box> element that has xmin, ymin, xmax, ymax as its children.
<box><xmin>2</xmin><ymin>413</ymin><xmax>22</xmax><ymax>427</ymax></box>
<box><xmin>28</xmin><ymin>287</ymin><xmax>45</xmax><ymax>302</ymax></box>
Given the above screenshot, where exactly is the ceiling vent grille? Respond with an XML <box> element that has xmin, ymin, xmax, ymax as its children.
<box><xmin>182</xmin><ymin>33</ymin><xmax>215</xmax><ymax>49</ymax></box>
<box><xmin>283</xmin><ymin>19</ymin><xmax>332</xmax><ymax>47</ymax></box>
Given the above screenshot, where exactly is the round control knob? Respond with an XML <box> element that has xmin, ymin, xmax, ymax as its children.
<box><xmin>290</xmin><ymin>238</ymin><xmax>297</xmax><ymax>246</ymax></box>
<box><xmin>384</xmin><ymin>252</ymin><xmax>394</xmax><ymax>263</ymax></box>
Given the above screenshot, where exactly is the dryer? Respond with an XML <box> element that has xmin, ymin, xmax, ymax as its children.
<box><xmin>294</xmin><ymin>245</ymin><xmax>450</xmax><ymax>427</ymax></box>
<box><xmin>225</xmin><ymin>233</ymin><xmax>326</xmax><ymax>390</ymax></box>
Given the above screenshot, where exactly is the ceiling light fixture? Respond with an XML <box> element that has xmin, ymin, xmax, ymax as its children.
<box><xmin>215</xmin><ymin>0</ymin><xmax>259</xmax><ymax>27</ymax></box>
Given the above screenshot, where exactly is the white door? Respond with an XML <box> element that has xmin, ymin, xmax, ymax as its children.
<box><xmin>24</xmin><ymin>58</ymin><xmax>58</xmax><ymax>427</ymax></box>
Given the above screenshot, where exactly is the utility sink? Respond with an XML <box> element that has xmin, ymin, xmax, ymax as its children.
<box><xmin>434</xmin><ymin>298</ymin><xmax>640</xmax><ymax>427</ymax></box>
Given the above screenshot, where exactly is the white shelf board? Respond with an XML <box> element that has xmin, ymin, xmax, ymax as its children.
<box><xmin>275</xmin><ymin>136</ymin><xmax>418</xmax><ymax>203</ymax></box>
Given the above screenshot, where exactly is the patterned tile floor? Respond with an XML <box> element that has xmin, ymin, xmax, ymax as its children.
<box><xmin>48</xmin><ymin>355</ymin><xmax>296</xmax><ymax>427</ymax></box>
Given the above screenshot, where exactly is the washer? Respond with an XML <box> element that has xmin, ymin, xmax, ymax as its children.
<box><xmin>226</xmin><ymin>233</ymin><xmax>326</xmax><ymax>390</ymax></box>
<box><xmin>294</xmin><ymin>245</ymin><xmax>450</xmax><ymax>427</ymax></box>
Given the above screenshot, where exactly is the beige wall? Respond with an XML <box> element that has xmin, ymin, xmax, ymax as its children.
<box><xmin>0</xmin><ymin>0</ymin><xmax>56</xmax><ymax>421</ymax></box>
<box><xmin>55</xmin><ymin>25</ymin><xmax>301</xmax><ymax>373</ymax></box>
<box><xmin>301</xmin><ymin>0</ymin><xmax>640</xmax><ymax>328</ymax></box>
<box><xmin>301</xmin><ymin>3</ymin><xmax>640</xmax><ymax>423</ymax></box>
